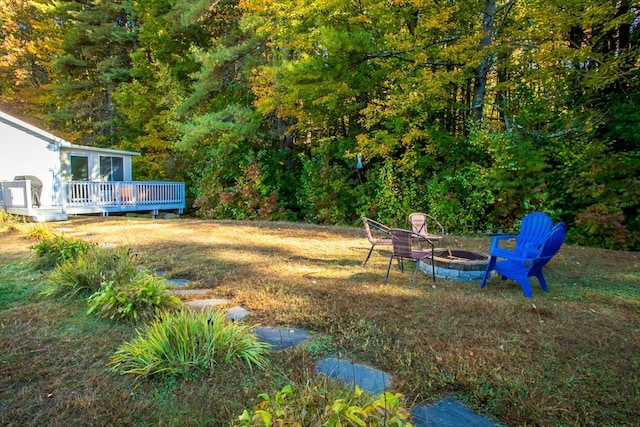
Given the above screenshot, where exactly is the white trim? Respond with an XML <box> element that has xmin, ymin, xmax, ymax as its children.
<box><xmin>0</xmin><ymin>110</ymin><xmax>140</xmax><ymax>156</ymax></box>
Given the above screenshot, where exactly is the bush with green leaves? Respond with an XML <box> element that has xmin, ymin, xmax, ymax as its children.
<box><xmin>87</xmin><ymin>273</ymin><xmax>181</xmax><ymax>322</ymax></box>
<box><xmin>29</xmin><ymin>233</ymin><xmax>93</xmax><ymax>268</ymax></box>
<box><xmin>110</xmin><ymin>309</ymin><xmax>270</xmax><ymax>377</ymax></box>
<box><xmin>47</xmin><ymin>246</ymin><xmax>139</xmax><ymax>298</ymax></box>
<box><xmin>234</xmin><ymin>383</ymin><xmax>413</xmax><ymax>427</ymax></box>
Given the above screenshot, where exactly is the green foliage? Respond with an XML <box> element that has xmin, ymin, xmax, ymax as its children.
<box><xmin>110</xmin><ymin>309</ymin><xmax>270</xmax><ymax>377</ymax></box>
<box><xmin>206</xmin><ymin>159</ymin><xmax>285</xmax><ymax>220</ymax></box>
<box><xmin>366</xmin><ymin>162</ymin><xmax>417</xmax><ymax>227</ymax></box>
<box><xmin>297</xmin><ymin>141</ymin><xmax>360</xmax><ymax>224</ymax></box>
<box><xmin>570</xmin><ymin>204</ymin><xmax>638</xmax><ymax>250</ymax></box>
<box><xmin>233</xmin><ymin>383</ymin><xmax>413</xmax><ymax>427</ymax></box>
<box><xmin>47</xmin><ymin>246</ymin><xmax>140</xmax><ymax>299</ymax></box>
<box><xmin>87</xmin><ymin>274</ymin><xmax>181</xmax><ymax>322</ymax></box>
<box><xmin>29</xmin><ymin>234</ymin><xmax>93</xmax><ymax>268</ymax></box>
<box><xmin>424</xmin><ymin>166</ymin><xmax>495</xmax><ymax>234</ymax></box>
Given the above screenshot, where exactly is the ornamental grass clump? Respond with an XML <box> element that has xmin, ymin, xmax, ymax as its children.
<box><xmin>29</xmin><ymin>233</ymin><xmax>93</xmax><ymax>268</ymax></box>
<box><xmin>110</xmin><ymin>309</ymin><xmax>270</xmax><ymax>378</ymax></box>
<box><xmin>47</xmin><ymin>246</ymin><xmax>139</xmax><ymax>298</ymax></box>
<box><xmin>87</xmin><ymin>273</ymin><xmax>181</xmax><ymax>322</ymax></box>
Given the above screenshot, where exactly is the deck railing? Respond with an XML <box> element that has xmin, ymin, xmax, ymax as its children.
<box><xmin>0</xmin><ymin>180</ymin><xmax>36</xmax><ymax>212</ymax></box>
<box><xmin>64</xmin><ymin>181</ymin><xmax>185</xmax><ymax>210</ymax></box>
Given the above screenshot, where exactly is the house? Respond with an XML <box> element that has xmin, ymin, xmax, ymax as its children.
<box><xmin>0</xmin><ymin>110</ymin><xmax>185</xmax><ymax>222</ymax></box>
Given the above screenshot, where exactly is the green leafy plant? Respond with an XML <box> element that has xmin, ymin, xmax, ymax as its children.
<box><xmin>110</xmin><ymin>309</ymin><xmax>270</xmax><ymax>377</ymax></box>
<box><xmin>87</xmin><ymin>273</ymin><xmax>181</xmax><ymax>322</ymax></box>
<box><xmin>234</xmin><ymin>383</ymin><xmax>413</xmax><ymax>426</ymax></box>
<box><xmin>29</xmin><ymin>233</ymin><xmax>93</xmax><ymax>268</ymax></box>
<box><xmin>46</xmin><ymin>246</ymin><xmax>140</xmax><ymax>298</ymax></box>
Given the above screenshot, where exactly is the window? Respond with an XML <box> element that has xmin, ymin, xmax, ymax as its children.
<box><xmin>70</xmin><ymin>155</ymin><xmax>89</xmax><ymax>181</ymax></box>
<box><xmin>100</xmin><ymin>156</ymin><xmax>124</xmax><ymax>181</ymax></box>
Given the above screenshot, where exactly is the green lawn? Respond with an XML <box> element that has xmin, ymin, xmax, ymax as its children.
<box><xmin>1</xmin><ymin>217</ymin><xmax>639</xmax><ymax>426</ymax></box>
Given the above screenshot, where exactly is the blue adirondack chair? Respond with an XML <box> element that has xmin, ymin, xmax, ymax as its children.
<box><xmin>481</xmin><ymin>222</ymin><xmax>567</xmax><ymax>298</ymax></box>
<box><xmin>488</xmin><ymin>212</ymin><xmax>553</xmax><ymax>260</ymax></box>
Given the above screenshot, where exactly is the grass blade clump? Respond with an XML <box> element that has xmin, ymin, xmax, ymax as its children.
<box><xmin>87</xmin><ymin>273</ymin><xmax>181</xmax><ymax>322</ymax></box>
<box><xmin>110</xmin><ymin>309</ymin><xmax>270</xmax><ymax>378</ymax></box>
<box><xmin>47</xmin><ymin>246</ymin><xmax>139</xmax><ymax>298</ymax></box>
<box><xmin>29</xmin><ymin>233</ymin><xmax>93</xmax><ymax>268</ymax></box>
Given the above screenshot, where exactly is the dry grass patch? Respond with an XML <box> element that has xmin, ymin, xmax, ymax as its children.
<box><xmin>1</xmin><ymin>216</ymin><xmax>639</xmax><ymax>426</ymax></box>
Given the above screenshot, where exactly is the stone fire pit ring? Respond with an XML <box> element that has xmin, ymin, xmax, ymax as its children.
<box><xmin>418</xmin><ymin>248</ymin><xmax>490</xmax><ymax>281</ymax></box>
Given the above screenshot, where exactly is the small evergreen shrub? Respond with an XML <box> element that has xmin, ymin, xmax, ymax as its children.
<box><xmin>87</xmin><ymin>273</ymin><xmax>181</xmax><ymax>322</ymax></box>
<box><xmin>47</xmin><ymin>246</ymin><xmax>139</xmax><ymax>298</ymax></box>
<box><xmin>233</xmin><ymin>383</ymin><xmax>413</xmax><ymax>426</ymax></box>
<box><xmin>110</xmin><ymin>309</ymin><xmax>270</xmax><ymax>377</ymax></box>
<box><xmin>29</xmin><ymin>233</ymin><xmax>93</xmax><ymax>268</ymax></box>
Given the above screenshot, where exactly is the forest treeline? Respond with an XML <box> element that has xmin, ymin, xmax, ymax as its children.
<box><xmin>1</xmin><ymin>0</ymin><xmax>638</xmax><ymax>250</ymax></box>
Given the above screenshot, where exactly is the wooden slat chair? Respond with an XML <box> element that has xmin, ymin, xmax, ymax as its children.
<box><xmin>481</xmin><ymin>222</ymin><xmax>567</xmax><ymax>298</ymax></box>
<box><xmin>384</xmin><ymin>228</ymin><xmax>435</xmax><ymax>288</ymax></box>
<box><xmin>361</xmin><ymin>217</ymin><xmax>393</xmax><ymax>267</ymax></box>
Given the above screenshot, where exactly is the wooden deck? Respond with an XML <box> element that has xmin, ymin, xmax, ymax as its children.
<box><xmin>1</xmin><ymin>180</ymin><xmax>186</xmax><ymax>222</ymax></box>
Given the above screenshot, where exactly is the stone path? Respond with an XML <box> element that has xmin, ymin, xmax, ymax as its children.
<box><xmin>166</xmin><ymin>277</ymin><xmax>500</xmax><ymax>426</ymax></box>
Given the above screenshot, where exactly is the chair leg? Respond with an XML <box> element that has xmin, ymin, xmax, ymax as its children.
<box><xmin>412</xmin><ymin>261</ymin><xmax>420</xmax><ymax>288</ymax></box>
<box><xmin>430</xmin><ymin>247</ymin><xmax>435</xmax><ymax>281</ymax></box>
<box><xmin>480</xmin><ymin>257</ymin><xmax>495</xmax><ymax>289</ymax></box>
<box><xmin>384</xmin><ymin>255</ymin><xmax>394</xmax><ymax>284</ymax></box>
<box><xmin>535</xmin><ymin>272</ymin><xmax>549</xmax><ymax>292</ymax></box>
<box><xmin>362</xmin><ymin>245</ymin><xmax>375</xmax><ymax>267</ymax></box>
<box><xmin>515</xmin><ymin>277</ymin><xmax>534</xmax><ymax>298</ymax></box>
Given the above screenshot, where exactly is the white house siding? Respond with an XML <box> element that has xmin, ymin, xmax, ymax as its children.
<box><xmin>0</xmin><ymin>114</ymin><xmax>62</xmax><ymax>208</ymax></box>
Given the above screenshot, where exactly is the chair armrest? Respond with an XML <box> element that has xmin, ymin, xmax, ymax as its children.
<box><xmin>489</xmin><ymin>235</ymin><xmax>517</xmax><ymax>253</ymax></box>
<box><xmin>366</xmin><ymin>218</ymin><xmax>391</xmax><ymax>233</ymax></box>
<box><xmin>424</xmin><ymin>214</ymin><xmax>445</xmax><ymax>236</ymax></box>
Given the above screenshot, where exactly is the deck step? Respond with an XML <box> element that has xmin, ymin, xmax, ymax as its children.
<box><xmin>30</xmin><ymin>210</ymin><xmax>68</xmax><ymax>222</ymax></box>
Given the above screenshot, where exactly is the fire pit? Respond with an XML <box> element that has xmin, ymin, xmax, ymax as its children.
<box><xmin>419</xmin><ymin>248</ymin><xmax>490</xmax><ymax>281</ymax></box>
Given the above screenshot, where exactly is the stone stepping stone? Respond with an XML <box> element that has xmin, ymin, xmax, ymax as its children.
<box><xmin>184</xmin><ymin>298</ymin><xmax>231</xmax><ymax>309</ymax></box>
<box><xmin>411</xmin><ymin>399</ymin><xmax>499</xmax><ymax>427</ymax></box>
<box><xmin>170</xmin><ymin>289</ymin><xmax>210</xmax><ymax>297</ymax></box>
<box><xmin>252</xmin><ymin>327</ymin><xmax>311</xmax><ymax>350</ymax></box>
<box><xmin>315</xmin><ymin>357</ymin><xmax>391</xmax><ymax>396</ymax></box>
<box><xmin>166</xmin><ymin>278</ymin><xmax>190</xmax><ymax>287</ymax></box>
<box><xmin>226</xmin><ymin>306</ymin><xmax>250</xmax><ymax>322</ymax></box>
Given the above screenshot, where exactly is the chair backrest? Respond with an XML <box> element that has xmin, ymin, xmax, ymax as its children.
<box><xmin>362</xmin><ymin>217</ymin><xmax>375</xmax><ymax>242</ymax></box>
<box><xmin>536</xmin><ymin>222</ymin><xmax>567</xmax><ymax>262</ymax></box>
<box><xmin>409</xmin><ymin>213</ymin><xmax>427</xmax><ymax>236</ymax></box>
<box><xmin>409</xmin><ymin>212</ymin><xmax>444</xmax><ymax>238</ymax></box>
<box><xmin>515</xmin><ymin>212</ymin><xmax>554</xmax><ymax>253</ymax></box>
<box><xmin>389</xmin><ymin>228</ymin><xmax>414</xmax><ymax>258</ymax></box>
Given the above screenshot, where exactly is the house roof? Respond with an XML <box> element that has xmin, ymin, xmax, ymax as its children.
<box><xmin>0</xmin><ymin>110</ymin><xmax>140</xmax><ymax>156</ymax></box>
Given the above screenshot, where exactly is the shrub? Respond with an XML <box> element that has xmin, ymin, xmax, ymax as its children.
<box><xmin>233</xmin><ymin>383</ymin><xmax>413</xmax><ymax>426</ymax></box>
<box><xmin>29</xmin><ymin>233</ymin><xmax>93</xmax><ymax>268</ymax></box>
<box><xmin>47</xmin><ymin>246</ymin><xmax>140</xmax><ymax>298</ymax></box>
<box><xmin>110</xmin><ymin>309</ymin><xmax>270</xmax><ymax>377</ymax></box>
<box><xmin>0</xmin><ymin>210</ymin><xmax>19</xmax><ymax>226</ymax></box>
<box><xmin>25</xmin><ymin>224</ymin><xmax>54</xmax><ymax>241</ymax></box>
<box><xmin>87</xmin><ymin>273</ymin><xmax>181</xmax><ymax>322</ymax></box>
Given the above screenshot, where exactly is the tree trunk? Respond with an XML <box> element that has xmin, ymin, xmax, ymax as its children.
<box><xmin>471</xmin><ymin>0</ymin><xmax>497</xmax><ymax>123</ymax></box>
